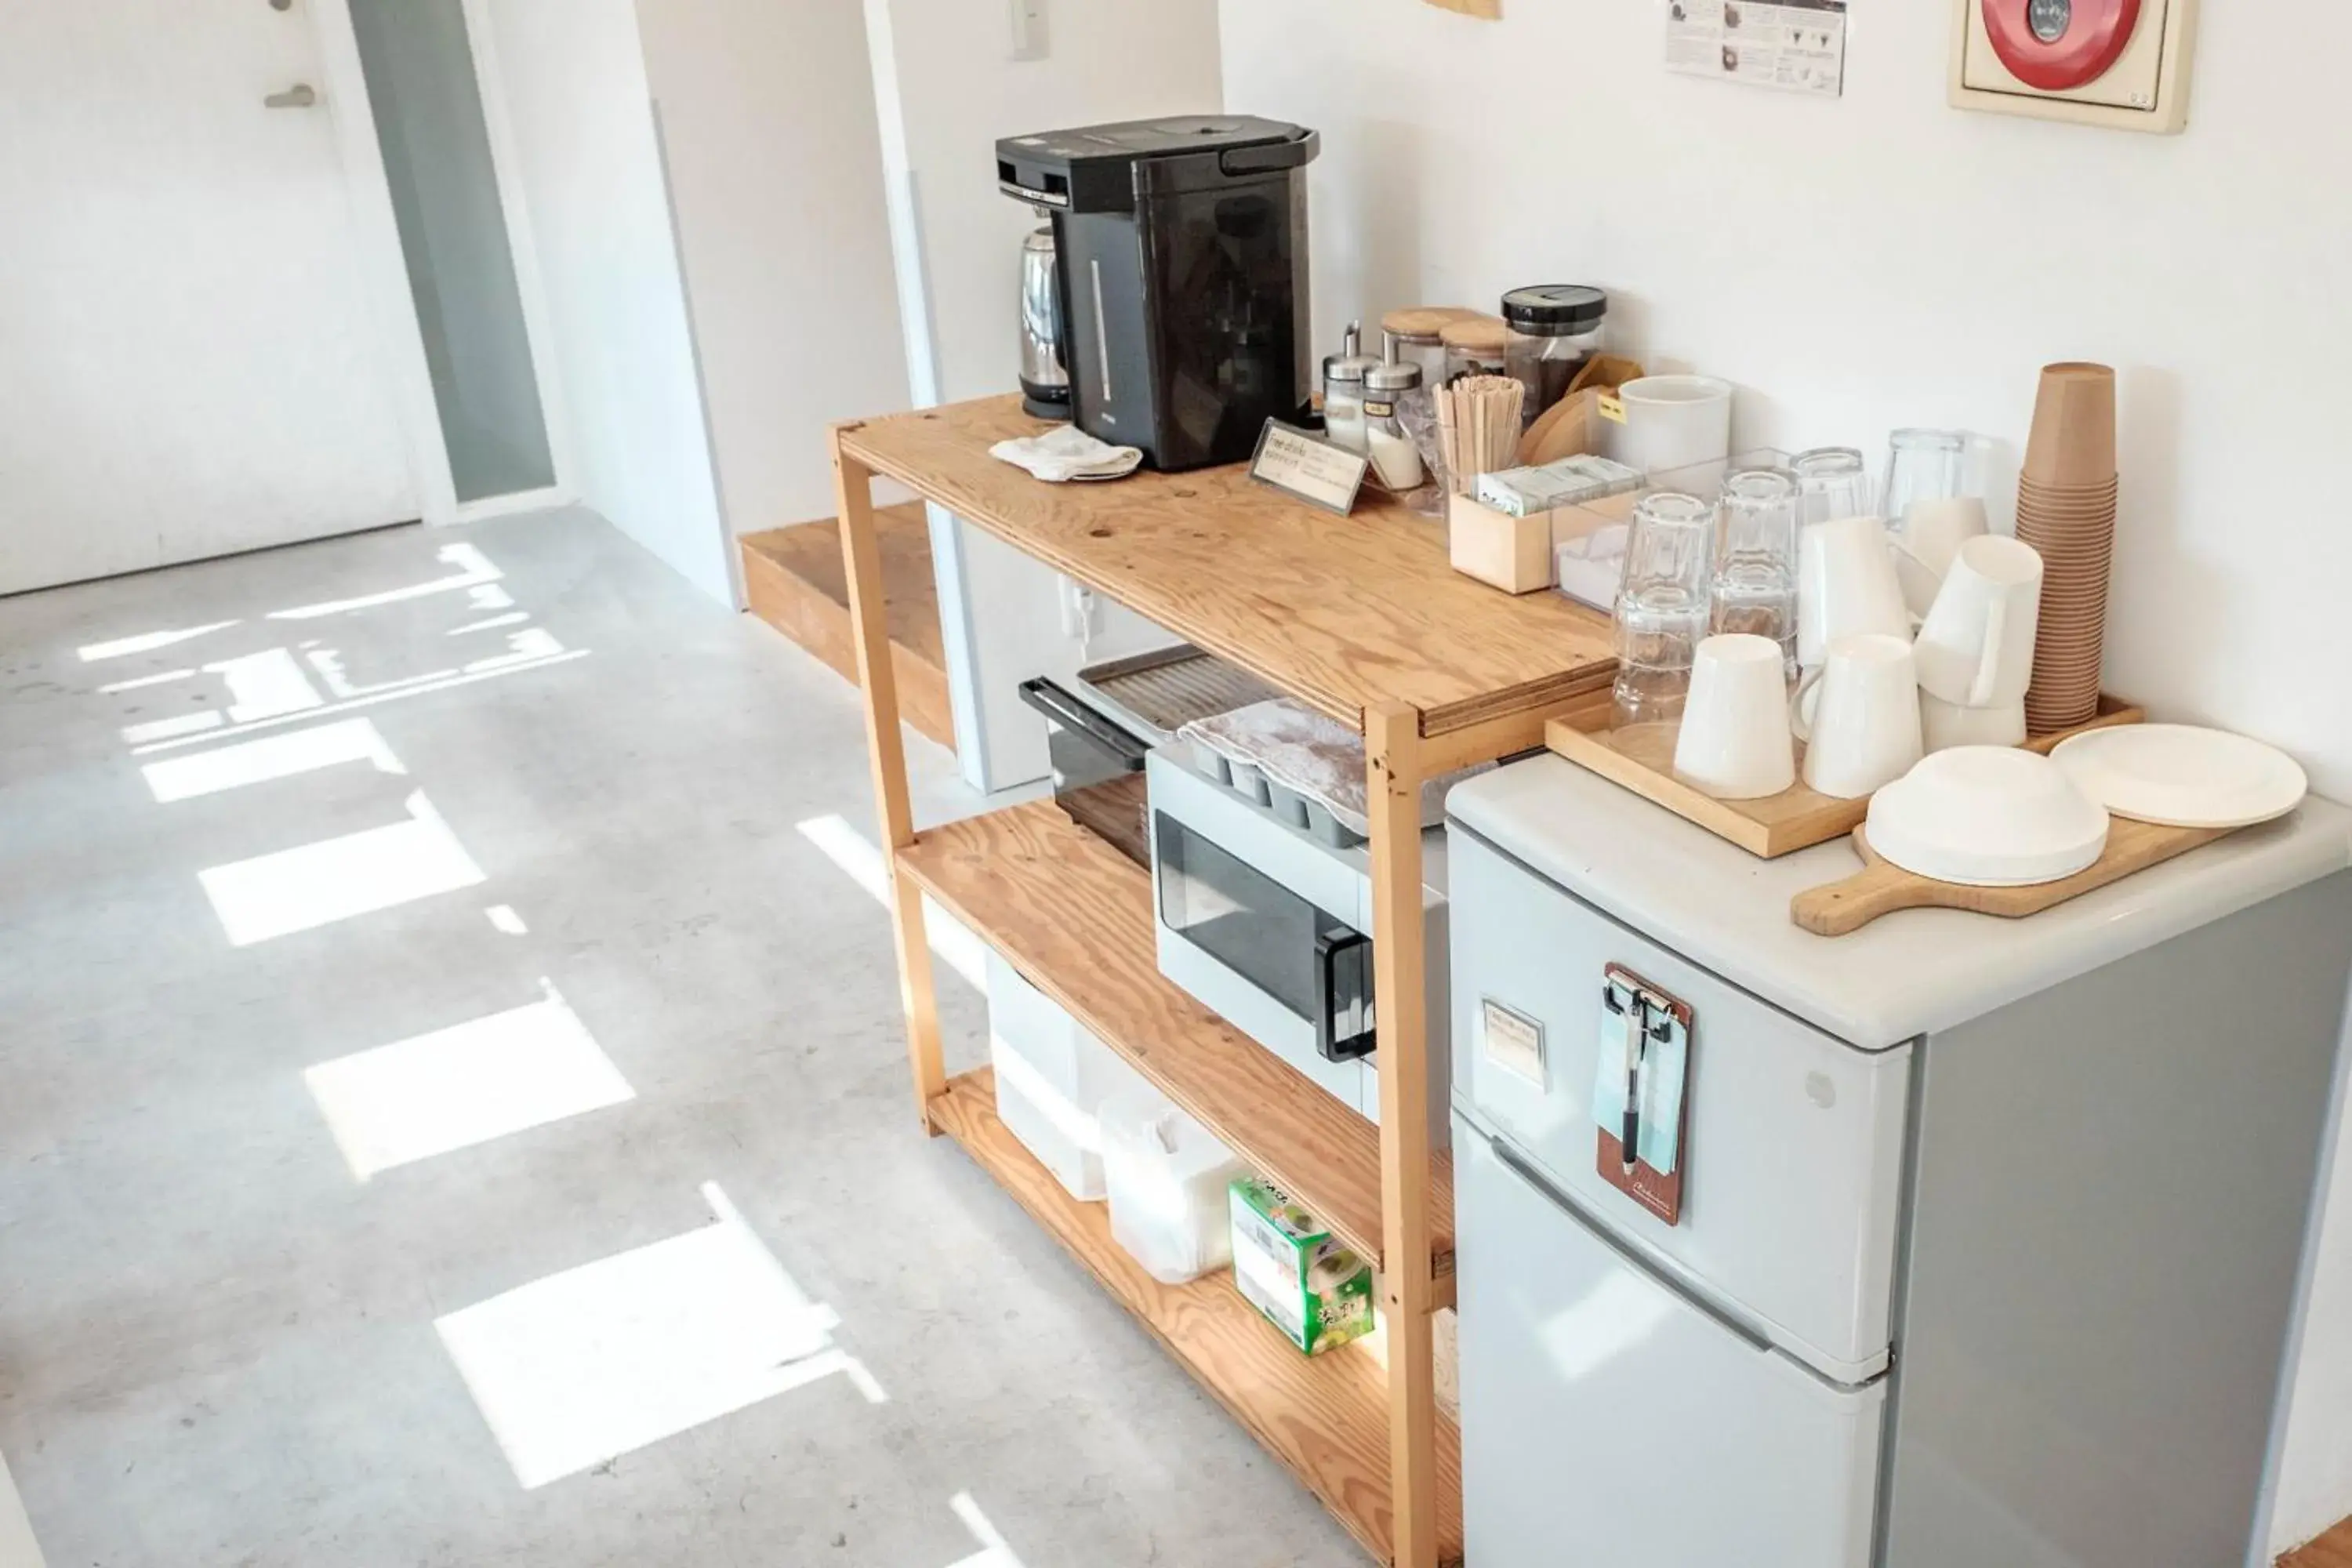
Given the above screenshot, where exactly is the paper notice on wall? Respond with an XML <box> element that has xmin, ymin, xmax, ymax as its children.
<box><xmin>1665</xmin><ymin>0</ymin><xmax>1847</xmax><ymax>99</ymax></box>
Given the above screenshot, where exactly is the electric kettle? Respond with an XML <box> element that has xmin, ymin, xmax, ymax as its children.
<box><xmin>1019</xmin><ymin>226</ymin><xmax>1070</xmax><ymax>421</ymax></box>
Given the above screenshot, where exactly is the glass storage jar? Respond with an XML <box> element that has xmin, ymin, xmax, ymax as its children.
<box><xmin>1381</xmin><ymin>306</ymin><xmax>1477</xmax><ymax>396</ymax></box>
<box><xmin>1439</xmin><ymin>313</ymin><xmax>1510</xmax><ymax>386</ymax></box>
<box><xmin>1501</xmin><ymin>284</ymin><xmax>1607</xmax><ymax>430</ymax></box>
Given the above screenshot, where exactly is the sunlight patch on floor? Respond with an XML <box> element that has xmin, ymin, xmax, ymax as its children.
<box><xmin>304</xmin><ymin>981</ymin><xmax>631</xmax><ymax>1181</ymax></box>
<box><xmin>794</xmin><ymin>813</ymin><xmax>985</xmax><ymax>989</ymax></box>
<box><xmin>121</xmin><ymin>710</ymin><xmax>223</xmax><ymax>746</ymax></box>
<box><xmin>77</xmin><ymin>621</ymin><xmax>240</xmax><ymax>662</ymax></box>
<box><xmin>436</xmin><ymin>1181</ymin><xmax>884</xmax><ymax>1490</ymax></box>
<box><xmin>448</xmin><ymin>612</ymin><xmax>529</xmax><ymax>636</ymax></box>
<box><xmin>129</xmin><ymin>651</ymin><xmax>590</xmax><ymax>757</ymax></box>
<box><xmin>143</xmin><ymin>717</ymin><xmax>405</xmax><ymax>804</ymax></box>
<box><xmin>0</xmin><ymin>1449</ymin><xmax>45</xmax><ymax>1568</ymax></box>
<box><xmin>943</xmin><ymin>1492</ymin><xmax>1028</xmax><ymax>1568</ymax></box>
<box><xmin>96</xmin><ymin>667</ymin><xmax>195</xmax><ymax>695</ymax></box>
<box><xmin>198</xmin><ymin>790</ymin><xmax>485</xmax><ymax>946</ymax></box>
<box><xmin>205</xmin><ymin>648</ymin><xmax>324</xmax><ymax>723</ymax></box>
<box><xmin>267</xmin><ymin>543</ymin><xmax>502</xmax><ymax>622</ymax></box>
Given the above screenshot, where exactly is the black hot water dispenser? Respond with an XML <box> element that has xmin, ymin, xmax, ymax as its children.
<box><xmin>996</xmin><ymin>116</ymin><xmax>1319</xmax><ymax>472</ymax></box>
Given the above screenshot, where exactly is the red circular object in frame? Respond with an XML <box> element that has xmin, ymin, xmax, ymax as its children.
<box><xmin>1983</xmin><ymin>0</ymin><xmax>2143</xmax><ymax>91</ymax></box>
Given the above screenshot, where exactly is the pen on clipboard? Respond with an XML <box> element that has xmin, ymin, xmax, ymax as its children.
<box><xmin>1622</xmin><ymin>996</ymin><xmax>1644</xmax><ymax>1174</ymax></box>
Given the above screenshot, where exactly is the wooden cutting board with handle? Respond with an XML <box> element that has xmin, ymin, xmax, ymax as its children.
<box><xmin>1791</xmin><ymin>818</ymin><xmax>2236</xmax><ymax>936</ymax></box>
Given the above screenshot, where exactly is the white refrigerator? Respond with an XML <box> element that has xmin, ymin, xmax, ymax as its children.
<box><xmin>1443</xmin><ymin>757</ymin><xmax>2352</xmax><ymax>1568</ymax></box>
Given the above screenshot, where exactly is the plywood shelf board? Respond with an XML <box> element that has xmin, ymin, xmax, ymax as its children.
<box><xmin>896</xmin><ymin>800</ymin><xmax>1455</xmax><ymax>1276</ymax></box>
<box><xmin>930</xmin><ymin>1070</ymin><xmax>1465</xmax><ymax>1567</ymax></box>
<box><xmin>837</xmin><ymin>399</ymin><xmax>1617</xmax><ymax>738</ymax></box>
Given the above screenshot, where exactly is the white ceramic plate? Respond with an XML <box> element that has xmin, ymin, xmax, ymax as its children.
<box><xmin>2049</xmin><ymin>724</ymin><xmax>2308</xmax><ymax>829</ymax></box>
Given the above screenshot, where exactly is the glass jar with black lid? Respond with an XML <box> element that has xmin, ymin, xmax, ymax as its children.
<box><xmin>1501</xmin><ymin>284</ymin><xmax>1608</xmax><ymax>429</ymax></box>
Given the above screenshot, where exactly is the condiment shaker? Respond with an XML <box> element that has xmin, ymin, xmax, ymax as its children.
<box><xmin>1321</xmin><ymin>321</ymin><xmax>1381</xmax><ymax>456</ymax></box>
<box><xmin>1363</xmin><ymin>361</ymin><xmax>1425</xmax><ymax>492</ymax></box>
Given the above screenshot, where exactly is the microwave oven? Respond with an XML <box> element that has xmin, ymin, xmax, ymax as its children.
<box><xmin>1145</xmin><ymin>743</ymin><xmax>1450</xmax><ymax>1144</ymax></box>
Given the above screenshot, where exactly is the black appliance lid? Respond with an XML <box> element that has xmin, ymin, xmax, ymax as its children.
<box><xmin>1001</xmin><ymin>115</ymin><xmax>1305</xmax><ymax>168</ymax></box>
<box><xmin>1500</xmin><ymin>285</ymin><xmax>1610</xmax><ymax>336</ymax></box>
<box><xmin>996</xmin><ymin>115</ymin><xmax>1317</xmax><ymax>212</ymax></box>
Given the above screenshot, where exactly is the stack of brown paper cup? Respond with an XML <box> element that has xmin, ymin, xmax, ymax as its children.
<box><xmin>2015</xmin><ymin>363</ymin><xmax>2117</xmax><ymax>734</ymax></box>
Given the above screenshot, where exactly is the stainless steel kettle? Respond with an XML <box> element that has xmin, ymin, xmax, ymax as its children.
<box><xmin>1019</xmin><ymin>226</ymin><xmax>1070</xmax><ymax>420</ymax></box>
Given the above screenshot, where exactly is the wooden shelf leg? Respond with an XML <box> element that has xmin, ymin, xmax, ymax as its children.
<box><xmin>833</xmin><ymin>425</ymin><xmax>946</xmax><ymax>1131</ymax></box>
<box><xmin>1367</xmin><ymin>702</ymin><xmax>1442</xmax><ymax>1568</ymax></box>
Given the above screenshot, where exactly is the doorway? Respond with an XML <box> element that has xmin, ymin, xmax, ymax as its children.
<box><xmin>0</xmin><ymin>0</ymin><xmax>563</xmax><ymax>597</ymax></box>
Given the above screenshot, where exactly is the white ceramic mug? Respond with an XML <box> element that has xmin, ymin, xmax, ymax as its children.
<box><xmin>1610</xmin><ymin>376</ymin><xmax>1734</xmax><ymax>477</ymax></box>
<box><xmin>1672</xmin><ymin>633</ymin><xmax>1795</xmax><ymax>800</ymax></box>
<box><xmin>1892</xmin><ymin>495</ymin><xmax>1990</xmax><ymax>619</ymax></box>
<box><xmin>1790</xmin><ymin>633</ymin><xmax>1924</xmax><ymax>800</ymax></box>
<box><xmin>1921</xmin><ymin>690</ymin><xmax>2027</xmax><ymax>751</ymax></box>
<box><xmin>1797</xmin><ymin>514</ymin><xmax>1911</xmax><ymax>669</ymax></box>
<box><xmin>1914</xmin><ymin>534</ymin><xmax>2044</xmax><ymax>709</ymax></box>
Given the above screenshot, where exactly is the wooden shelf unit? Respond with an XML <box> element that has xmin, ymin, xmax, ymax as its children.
<box><xmin>929</xmin><ymin>1070</ymin><xmax>1465</xmax><ymax>1567</ymax></box>
<box><xmin>831</xmin><ymin>394</ymin><xmax>1618</xmax><ymax>1568</ymax></box>
<box><xmin>897</xmin><ymin>800</ymin><xmax>1454</xmax><ymax>1276</ymax></box>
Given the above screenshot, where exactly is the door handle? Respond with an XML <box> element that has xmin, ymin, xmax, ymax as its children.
<box><xmin>264</xmin><ymin>84</ymin><xmax>318</xmax><ymax>110</ymax></box>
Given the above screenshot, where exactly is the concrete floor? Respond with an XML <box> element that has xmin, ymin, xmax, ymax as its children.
<box><xmin>0</xmin><ymin>511</ymin><xmax>1361</xmax><ymax>1567</ymax></box>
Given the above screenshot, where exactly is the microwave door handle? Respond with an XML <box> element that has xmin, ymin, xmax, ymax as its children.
<box><xmin>1314</xmin><ymin>927</ymin><xmax>1376</xmax><ymax>1062</ymax></box>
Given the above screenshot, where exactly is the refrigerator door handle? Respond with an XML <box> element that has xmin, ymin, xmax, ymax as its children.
<box><xmin>1486</xmin><ymin>1131</ymin><xmax>1892</xmax><ymax>1395</ymax></box>
<box><xmin>1487</xmin><ymin>1132</ymin><xmax>1769</xmax><ymax>1355</ymax></box>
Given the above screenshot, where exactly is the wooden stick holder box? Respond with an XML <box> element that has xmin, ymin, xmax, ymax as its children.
<box><xmin>1448</xmin><ymin>492</ymin><xmax>1554</xmax><ymax>594</ymax></box>
<box><xmin>1449</xmin><ymin>490</ymin><xmax>1632</xmax><ymax>597</ymax></box>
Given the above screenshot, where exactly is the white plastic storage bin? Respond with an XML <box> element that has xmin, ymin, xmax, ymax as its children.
<box><xmin>1100</xmin><ymin>1087</ymin><xmax>1246</xmax><ymax>1284</ymax></box>
<box><xmin>986</xmin><ymin>951</ymin><xmax>1146</xmax><ymax>1201</ymax></box>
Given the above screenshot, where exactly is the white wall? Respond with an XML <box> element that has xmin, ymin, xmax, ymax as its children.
<box><xmin>863</xmin><ymin>0</ymin><xmax>1223</xmax><ymax>790</ymax></box>
<box><xmin>1218</xmin><ymin>2</ymin><xmax>2352</xmax><ymax>1553</ymax></box>
<box><xmin>480</xmin><ymin>0</ymin><xmax>734</xmax><ymax>604</ymax></box>
<box><xmin>632</xmin><ymin>0</ymin><xmax>909</xmax><ymax>536</ymax></box>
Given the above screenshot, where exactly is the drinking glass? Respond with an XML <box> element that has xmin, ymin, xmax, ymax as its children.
<box><xmin>1612</xmin><ymin>491</ymin><xmax>1715</xmax><ymax>728</ymax></box>
<box><xmin>1881</xmin><ymin>429</ymin><xmax>1968</xmax><ymax>526</ymax></box>
<box><xmin>1791</xmin><ymin>446</ymin><xmax>1871</xmax><ymax>526</ymax></box>
<box><xmin>1882</xmin><ymin>428</ymin><xmax>1973</xmax><ymax>615</ymax></box>
<box><xmin>1711</xmin><ymin>465</ymin><xmax>1800</xmax><ymax>678</ymax></box>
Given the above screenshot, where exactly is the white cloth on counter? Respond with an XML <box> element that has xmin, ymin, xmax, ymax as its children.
<box><xmin>989</xmin><ymin>423</ymin><xmax>1144</xmax><ymax>483</ymax></box>
<box><xmin>1181</xmin><ymin>699</ymin><xmax>1492</xmax><ymax>837</ymax></box>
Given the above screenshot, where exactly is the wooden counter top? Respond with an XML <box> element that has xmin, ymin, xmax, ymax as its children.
<box><xmin>836</xmin><ymin>396</ymin><xmax>1617</xmax><ymax>738</ymax></box>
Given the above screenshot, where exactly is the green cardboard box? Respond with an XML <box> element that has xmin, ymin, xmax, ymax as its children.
<box><xmin>1228</xmin><ymin>1176</ymin><xmax>1375</xmax><ymax>1356</ymax></box>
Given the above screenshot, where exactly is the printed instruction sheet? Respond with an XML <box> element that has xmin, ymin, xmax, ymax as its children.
<box><xmin>1665</xmin><ymin>0</ymin><xmax>1848</xmax><ymax>98</ymax></box>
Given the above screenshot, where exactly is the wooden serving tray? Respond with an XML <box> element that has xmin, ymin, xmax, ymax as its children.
<box><xmin>1544</xmin><ymin>694</ymin><xmax>2145</xmax><ymax>860</ymax></box>
<box><xmin>1791</xmin><ymin>818</ymin><xmax>2234</xmax><ymax>936</ymax></box>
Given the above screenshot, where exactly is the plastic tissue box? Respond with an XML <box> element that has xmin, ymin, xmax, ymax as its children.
<box><xmin>1229</xmin><ymin>1176</ymin><xmax>1376</xmax><ymax>1356</ymax></box>
<box><xmin>1102</xmin><ymin>1088</ymin><xmax>1246</xmax><ymax>1285</ymax></box>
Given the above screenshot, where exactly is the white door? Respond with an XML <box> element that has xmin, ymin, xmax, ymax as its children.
<box><xmin>0</xmin><ymin>0</ymin><xmax>423</xmax><ymax>594</ymax></box>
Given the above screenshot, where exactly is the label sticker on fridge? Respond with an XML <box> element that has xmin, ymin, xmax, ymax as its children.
<box><xmin>1480</xmin><ymin>998</ymin><xmax>1548</xmax><ymax>1090</ymax></box>
<box><xmin>1594</xmin><ymin>965</ymin><xmax>1694</xmax><ymax>1226</ymax></box>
